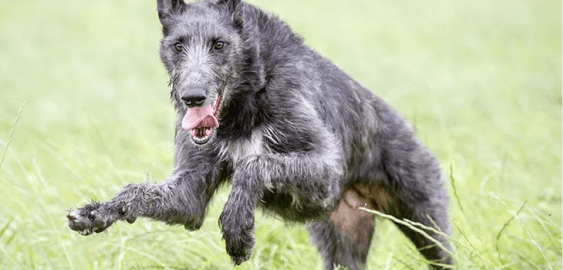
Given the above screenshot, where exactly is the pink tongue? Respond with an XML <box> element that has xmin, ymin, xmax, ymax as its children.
<box><xmin>181</xmin><ymin>106</ymin><xmax>219</xmax><ymax>131</ymax></box>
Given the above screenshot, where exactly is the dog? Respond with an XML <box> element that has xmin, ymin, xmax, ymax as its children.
<box><xmin>67</xmin><ymin>0</ymin><xmax>453</xmax><ymax>269</ymax></box>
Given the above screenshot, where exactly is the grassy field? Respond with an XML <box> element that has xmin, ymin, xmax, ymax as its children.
<box><xmin>0</xmin><ymin>0</ymin><xmax>561</xmax><ymax>269</ymax></box>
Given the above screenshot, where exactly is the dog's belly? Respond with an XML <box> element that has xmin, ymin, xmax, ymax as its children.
<box><xmin>258</xmin><ymin>182</ymin><xmax>392</xmax><ymax>224</ymax></box>
<box><xmin>259</xmin><ymin>191</ymin><xmax>331</xmax><ymax>222</ymax></box>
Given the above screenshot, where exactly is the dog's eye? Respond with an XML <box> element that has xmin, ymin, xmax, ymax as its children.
<box><xmin>214</xmin><ymin>41</ymin><xmax>225</xmax><ymax>50</ymax></box>
<box><xmin>173</xmin><ymin>42</ymin><xmax>183</xmax><ymax>51</ymax></box>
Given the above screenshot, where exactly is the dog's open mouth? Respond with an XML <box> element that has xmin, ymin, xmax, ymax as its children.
<box><xmin>181</xmin><ymin>96</ymin><xmax>222</xmax><ymax>145</ymax></box>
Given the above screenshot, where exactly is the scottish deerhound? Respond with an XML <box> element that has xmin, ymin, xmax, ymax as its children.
<box><xmin>67</xmin><ymin>0</ymin><xmax>453</xmax><ymax>269</ymax></box>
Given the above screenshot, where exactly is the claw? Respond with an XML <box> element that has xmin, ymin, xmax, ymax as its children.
<box><xmin>79</xmin><ymin>229</ymin><xmax>93</xmax><ymax>236</ymax></box>
<box><xmin>93</xmin><ymin>225</ymin><xmax>104</xmax><ymax>233</ymax></box>
<box><xmin>125</xmin><ymin>217</ymin><xmax>137</xmax><ymax>224</ymax></box>
<box><xmin>231</xmin><ymin>255</ymin><xmax>249</xmax><ymax>266</ymax></box>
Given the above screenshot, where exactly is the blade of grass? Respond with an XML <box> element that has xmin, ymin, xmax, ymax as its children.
<box><xmin>358</xmin><ymin>207</ymin><xmax>453</xmax><ymax>257</ymax></box>
<box><xmin>491</xmin><ymin>194</ymin><xmax>553</xmax><ymax>270</ymax></box>
<box><xmin>494</xmin><ymin>200</ymin><xmax>527</xmax><ymax>265</ymax></box>
<box><xmin>0</xmin><ymin>101</ymin><xmax>27</xmax><ymax>173</ymax></box>
<box><xmin>449</xmin><ymin>164</ymin><xmax>465</xmax><ymax>214</ymax></box>
<box><xmin>0</xmin><ymin>218</ymin><xmax>12</xmax><ymax>238</ymax></box>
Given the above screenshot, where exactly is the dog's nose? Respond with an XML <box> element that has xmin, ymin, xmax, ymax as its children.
<box><xmin>180</xmin><ymin>86</ymin><xmax>207</xmax><ymax>108</ymax></box>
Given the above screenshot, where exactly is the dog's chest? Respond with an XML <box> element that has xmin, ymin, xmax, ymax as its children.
<box><xmin>220</xmin><ymin>129</ymin><xmax>268</xmax><ymax>166</ymax></box>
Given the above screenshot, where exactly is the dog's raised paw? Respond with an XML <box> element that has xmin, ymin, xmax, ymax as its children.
<box><xmin>67</xmin><ymin>202</ymin><xmax>113</xmax><ymax>235</ymax></box>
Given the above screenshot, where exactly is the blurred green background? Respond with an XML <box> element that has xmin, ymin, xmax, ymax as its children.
<box><xmin>0</xmin><ymin>0</ymin><xmax>561</xmax><ymax>269</ymax></box>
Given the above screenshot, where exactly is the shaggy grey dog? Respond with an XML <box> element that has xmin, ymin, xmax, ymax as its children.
<box><xmin>67</xmin><ymin>0</ymin><xmax>453</xmax><ymax>269</ymax></box>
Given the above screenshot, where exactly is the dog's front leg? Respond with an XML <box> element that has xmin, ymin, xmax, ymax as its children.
<box><xmin>68</xmin><ymin>170</ymin><xmax>219</xmax><ymax>235</ymax></box>
<box><xmin>219</xmin><ymin>164</ymin><xmax>262</xmax><ymax>265</ymax></box>
<box><xmin>220</xmin><ymin>149</ymin><xmax>344</xmax><ymax>265</ymax></box>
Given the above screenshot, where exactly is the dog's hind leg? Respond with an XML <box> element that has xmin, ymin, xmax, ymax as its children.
<box><xmin>307</xmin><ymin>187</ymin><xmax>377</xmax><ymax>270</ymax></box>
<box><xmin>382</xmin><ymin>138</ymin><xmax>454</xmax><ymax>269</ymax></box>
<box><xmin>386</xmin><ymin>190</ymin><xmax>453</xmax><ymax>269</ymax></box>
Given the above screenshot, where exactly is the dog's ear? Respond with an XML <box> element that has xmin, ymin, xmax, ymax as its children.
<box><xmin>157</xmin><ymin>0</ymin><xmax>185</xmax><ymax>24</ymax></box>
<box><xmin>216</xmin><ymin>0</ymin><xmax>243</xmax><ymax>29</ymax></box>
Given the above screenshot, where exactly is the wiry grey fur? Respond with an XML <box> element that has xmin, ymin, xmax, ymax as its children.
<box><xmin>67</xmin><ymin>0</ymin><xmax>453</xmax><ymax>269</ymax></box>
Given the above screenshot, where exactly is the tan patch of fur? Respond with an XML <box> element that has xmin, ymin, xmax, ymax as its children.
<box><xmin>329</xmin><ymin>182</ymin><xmax>392</xmax><ymax>240</ymax></box>
<box><xmin>353</xmin><ymin>182</ymin><xmax>392</xmax><ymax>212</ymax></box>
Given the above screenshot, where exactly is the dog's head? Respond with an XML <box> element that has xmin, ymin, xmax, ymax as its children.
<box><xmin>157</xmin><ymin>0</ymin><xmax>243</xmax><ymax>145</ymax></box>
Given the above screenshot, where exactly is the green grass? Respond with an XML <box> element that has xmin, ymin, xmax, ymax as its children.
<box><xmin>0</xmin><ymin>0</ymin><xmax>560</xmax><ymax>269</ymax></box>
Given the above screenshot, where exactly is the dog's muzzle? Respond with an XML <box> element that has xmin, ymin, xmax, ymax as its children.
<box><xmin>181</xmin><ymin>96</ymin><xmax>222</xmax><ymax>145</ymax></box>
